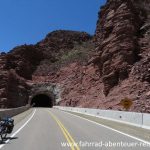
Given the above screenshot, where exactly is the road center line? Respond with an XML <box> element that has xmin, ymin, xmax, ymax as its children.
<box><xmin>0</xmin><ymin>109</ymin><xmax>36</xmax><ymax>149</ymax></box>
<box><xmin>47</xmin><ymin>111</ymin><xmax>80</xmax><ymax>150</ymax></box>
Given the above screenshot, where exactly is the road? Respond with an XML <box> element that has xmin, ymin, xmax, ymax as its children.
<box><xmin>0</xmin><ymin>108</ymin><xmax>150</xmax><ymax>150</ymax></box>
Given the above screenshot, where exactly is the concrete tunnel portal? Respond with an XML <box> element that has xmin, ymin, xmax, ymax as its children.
<box><xmin>31</xmin><ymin>94</ymin><xmax>53</xmax><ymax>108</ymax></box>
<box><xmin>29</xmin><ymin>83</ymin><xmax>61</xmax><ymax>108</ymax></box>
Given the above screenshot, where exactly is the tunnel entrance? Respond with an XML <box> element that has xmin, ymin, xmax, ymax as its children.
<box><xmin>31</xmin><ymin>94</ymin><xmax>53</xmax><ymax>107</ymax></box>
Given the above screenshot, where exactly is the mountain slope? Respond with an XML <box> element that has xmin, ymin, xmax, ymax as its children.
<box><xmin>0</xmin><ymin>0</ymin><xmax>150</xmax><ymax>112</ymax></box>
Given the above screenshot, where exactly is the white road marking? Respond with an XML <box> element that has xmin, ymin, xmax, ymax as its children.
<box><xmin>0</xmin><ymin>109</ymin><xmax>36</xmax><ymax>149</ymax></box>
<box><xmin>59</xmin><ymin>110</ymin><xmax>150</xmax><ymax>145</ymax></box>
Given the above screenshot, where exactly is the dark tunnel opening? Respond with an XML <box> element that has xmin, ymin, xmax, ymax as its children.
<box><xmin>31</xmin><ymin>94</ymin><xmax>53</xmax><ymax>108</ymax></box>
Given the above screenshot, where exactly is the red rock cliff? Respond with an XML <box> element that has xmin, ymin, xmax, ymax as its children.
<box><xmin>0</xmin><ymin>0</ymin><xmax>150</xmax><ymax>112</ymax></box>
<box><xmin>94</xmin><ymin>0</ymin><xmax>149</xmax><ymax>95</ymax></box>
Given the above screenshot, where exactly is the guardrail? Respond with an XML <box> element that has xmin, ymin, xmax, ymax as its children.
<box><xmin>53</xmin><ymin>106</ymin><xmax>150</xmax><ymax>130</ymax></box>
<box><xmin>0</xmin><ymin>105</ymin><xmax>30</xmax><ymax>118</ymax></box>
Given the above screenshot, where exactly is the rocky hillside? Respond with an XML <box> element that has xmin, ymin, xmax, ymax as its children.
<box><xmin>0</xmin><ymin>31</ymin><xmax>93</xmax><ymax>108</ymax></box>
<box><xmin>0</xmin><ymin>54</ymin><xmax>30</xmax><ymax>108</ymax></box>
<box><xmin>34</xmin><ymin>30</ymin><xmax>93</xmax><ymax>76</ymax></box>
<box><xmin>0</xmin><ymin>0</ymin><xmax>150</xmax><ymax>112</ymax></box>
<box><xmin>93</xmin><ymin>0</ymin><xmax>150</xmax><ymax>112</ymax></box>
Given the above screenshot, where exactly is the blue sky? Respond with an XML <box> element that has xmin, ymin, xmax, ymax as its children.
<box><xmin>0</xmin><ymin>0</ymin><xmax>106</xmax><ymax>52</ymax></box>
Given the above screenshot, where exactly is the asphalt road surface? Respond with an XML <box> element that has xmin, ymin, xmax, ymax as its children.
<box><xmin>0</xmin><ymin>108</ymin><xmax>150</xmax><ymax>150</ymax></box>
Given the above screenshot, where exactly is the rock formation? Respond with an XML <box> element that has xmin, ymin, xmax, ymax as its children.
<box><xmin>0</xmin><ymin>54</ymin><xmax>29</xmax><ymax>108</ymax></box>
<box><xmin>93</xmin><ymin>0</ymin><xmax>150</xmax><ymax>112</ymax></box>
<box><xmin>0</xmin><ymin>0</ymin><xmax>150</xmax><ymax>112</ymax></box>
<box><xmin>0</xmin><ymin>31</ymin><xmax>92</xmax><ymax>108</ymax></box>
<box><xmin>94</xmin><ymin>0</ymin><xmax>148</xmax><ymax>95</ymax></box>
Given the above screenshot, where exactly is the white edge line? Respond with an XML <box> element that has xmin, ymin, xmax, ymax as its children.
<box><xmin>0</xmin><ymin>109</ymin><xmax>36</xmax><ymax>149</ymax></box>
<box><xmin>56</xmin><ymin>109</ymin><xmax>150</xmax><ymax>145</ymax></box>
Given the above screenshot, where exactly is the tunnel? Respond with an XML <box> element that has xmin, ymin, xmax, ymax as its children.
<box><xmin>31</xmin><ymin>94</ymin><xmax>53</xmax><ymax>107</ymax></box>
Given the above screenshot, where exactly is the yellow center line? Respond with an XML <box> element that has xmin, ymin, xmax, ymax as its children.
<box><xmin>47</xmin><ymin>110</ymin><xmax>80</xmax><ymax>150</ymax></box>
<box><xmin>55</xmin><ymin>119</ymin><xmax>75</xmax><ymax>150</ymax></box>
<box><xmin>48</xmin><ymin>111</ymin><xmax>76</xmax><ymax>150</ymax></box>
<box><xmin>56</xmin><ymin>119</ymin><xmax>80</xmax><ymax>150</ymax></box>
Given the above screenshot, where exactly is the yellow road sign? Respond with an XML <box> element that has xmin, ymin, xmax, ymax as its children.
<box><xmin>120</xmin><ymin>98</ymin><xmax>133</xmax><ymax>110</ymax></box>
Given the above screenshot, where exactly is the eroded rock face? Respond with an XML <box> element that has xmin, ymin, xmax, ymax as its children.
<box><xmin>94</xmin><ymin>0</ymin><xmax>148</xmax><ymax>95</ymax></box>
<box><xmin>0</xmin><ymin>30</ymin><xmax>92</xmax><ymax>108</ymax></box>
<box><xmin>0</xmin><ymin>54</ymin><xmax>9</xmax><ymax>108</ymax></box>
<box><xmin>0</xmin><ymin>42</ymin><xmax>44</xmax><ymax>108</ymax></box>
<box><xmin>32</xmin><ymin>62</ymin><xmax>103</xmax><ymax>108</ymax></box>
<box><xmin>0</xmin><ymin>54</ymin><xmax>30</xmax><ymax>108</ymax></box>
<box><xmin>5</xmin><ymin>45</ymin><xmax>44</xmax><ymax>80</ymax></box>
<box><xmin>0</xmin><ymin>1</ymin><xmax>150</xmax><ymax>112</ymax></box>
<box><xmin>34</xmin><ymin>30</ymin><xmax>92</xmax><ymax>76</ymax></box>
<box><xmin>39</xmin><ymin>0</ymin><xmax>149</xmax><ymax>112</ymax></box>
<box><xmin>38</xmin><ymin>30</ymin><xmax>91</xmax><ymax>57</ymax></box>
<box><xmin>7</xmin><ymin>69</ymin><xmax>30</xmax><ymax>108</ymax></box>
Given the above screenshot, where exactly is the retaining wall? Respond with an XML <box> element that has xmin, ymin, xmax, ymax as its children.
<box><xmin>54</xmin><ymin>106</ymin><xmax>150</xmax><ymax>129</ymax></box>
<box><xmin>0</xmin><ymin>105</ymin><xmax>30</xmax><ymax>118</ymax></box>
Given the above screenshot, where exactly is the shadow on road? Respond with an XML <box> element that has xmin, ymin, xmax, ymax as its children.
<box><xmin>0</xmin><ymin>137</ymin><xmax>18</xmax><ymax>144</ymax></box>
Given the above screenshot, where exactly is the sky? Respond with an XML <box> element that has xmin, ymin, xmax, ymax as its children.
<box><xmin>0</xmin><ymin>0</ymin><xmax>106</xmax><ymax>52</ymax></box>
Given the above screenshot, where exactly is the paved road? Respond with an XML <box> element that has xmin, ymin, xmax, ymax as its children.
<box><xmin>0</xmin><ymin>108</ymin><xmax>150</xmax><ymax>150</ymax></box>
